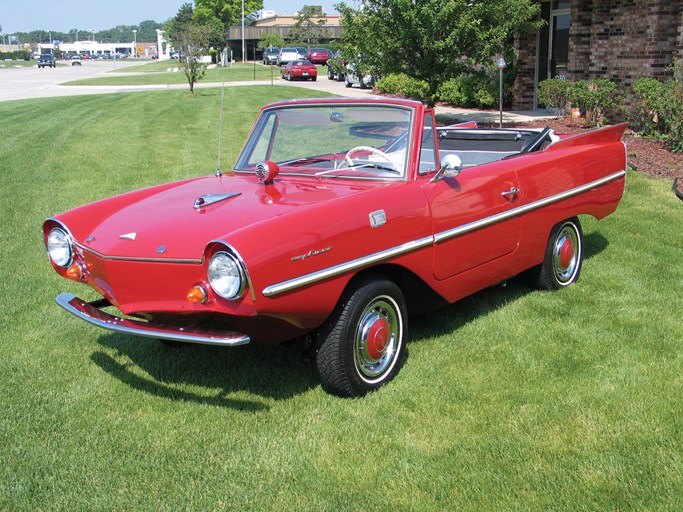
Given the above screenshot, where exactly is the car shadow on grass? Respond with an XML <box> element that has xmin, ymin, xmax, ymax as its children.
<box><xmin>409</xmin><ymin>230</ymin><xmax>609</xmax><ymax>339</ymax></box>
<box><xmin>89</xmin><ymin>231</ymin><xmax>609</xmax><ymax>406</ymax></box>
<box><xmin>91</xmin><ymin>333</ymin><xmax>319</xmax><ymax>410</ymax></box>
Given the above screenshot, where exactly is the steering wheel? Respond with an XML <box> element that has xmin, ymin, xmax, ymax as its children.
<box><xmin>344</xmin><ymin>146</ymin><xmax>393</xmax><ymax>167</ymax></box>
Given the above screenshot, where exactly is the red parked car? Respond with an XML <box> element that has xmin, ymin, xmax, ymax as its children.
<box><xmin>280</xmin><ymin>60</ymin><xmax>317</xmax><ymax>81</ymax></box>
<box><xmin>308</xmin><ymin>48</ymin><xmax>332</xmax><ymax>65</ymax></box>
<box><xmin>44</xmin><ymin>98</ymin><xmax>627</xmax><ymax>397</ymax></box>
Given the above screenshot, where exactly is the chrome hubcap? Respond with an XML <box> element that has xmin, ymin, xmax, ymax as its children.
<box><xmin>553</xmin><ymin>224</ymin><xmax>580</xmax><ymax>284</ymax></box>
<box><xmin>354</xmin><ymin>296</ymin><xmax>402</xmax><ymax>381</ymax></box>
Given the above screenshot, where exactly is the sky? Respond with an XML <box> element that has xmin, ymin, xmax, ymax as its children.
<box><xmin>1</xmin><ymin>0</ymin><xmax>343</xmax><ymax>34</ymax></box>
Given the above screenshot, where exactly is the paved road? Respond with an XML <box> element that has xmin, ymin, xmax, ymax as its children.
<box><xmin>0</xmin><ymin>60</ymin><xmax>550</xmax><ymax>123</ymax></box>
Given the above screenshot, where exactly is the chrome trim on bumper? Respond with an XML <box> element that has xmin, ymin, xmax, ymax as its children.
<box><xmin>263</xmin><ymin>170</ymin><xmax>626</xmax><ymax>297</ymax></box>
<box><xmin>56</xmin><ymin>293</ymin><xmax>250</xmax><ymax>346</ymax></box>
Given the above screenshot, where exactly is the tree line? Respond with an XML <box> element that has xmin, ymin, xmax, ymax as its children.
<box><xmin>2</xmin><ymin>20</ymin><xmax>163</xmax><ymax>44</ymax></box>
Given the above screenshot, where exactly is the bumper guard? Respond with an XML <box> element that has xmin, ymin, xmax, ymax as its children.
<box><xmin>56</xmin><ymin>293</ymin><xmax>250</xmax><ymax>346</ymax></box>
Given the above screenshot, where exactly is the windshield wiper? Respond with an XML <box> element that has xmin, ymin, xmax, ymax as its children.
<box><xmin>279</xmin><ymin>157</ymin><xmax>329</xmax><ymax>166</ymax></box>
<box><xmin>345</xmin><ymin>162</ymin><xmax>401</xmax><ymax>174</ymax></box>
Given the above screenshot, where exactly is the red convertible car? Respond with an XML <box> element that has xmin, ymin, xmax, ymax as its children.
<box><xmin>44</xmin><ymin>98</ymin><xmax>627</xmax><ymax>397</ymax></box>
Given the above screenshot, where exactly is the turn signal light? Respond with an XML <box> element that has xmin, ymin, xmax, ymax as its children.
<box><xmin>66</xmin><ymin>263</ymin><xmax>87</xmax><ymax>281</ymax></box>
<box><xmin>186</xmin><ymin>285</ymin><xmax>208</xmax><ymax>304</ymax></box>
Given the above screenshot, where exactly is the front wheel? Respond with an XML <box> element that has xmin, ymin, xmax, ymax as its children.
<box><xmin>529</xmin><ymin>217</ymin><xmax>583</xmax><ymax>290</ymax></box>
<box><xmin>316</xmin><ymin>276</ymin><xmax>407</xmax><ymax>397</ymax></box>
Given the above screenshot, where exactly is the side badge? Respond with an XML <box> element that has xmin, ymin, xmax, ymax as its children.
<box><xmin>119</xmin><ymin>232</ymin><xmax>137</xmax><ymax>241</ymax></box>
<box><xmin>369</xmin><ymin>210</ymin><xmax>386</xmax><ymax>228</ymax></box>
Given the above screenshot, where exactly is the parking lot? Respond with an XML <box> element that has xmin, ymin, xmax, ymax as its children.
<box><xmin>0</xmin><ymin>59</ymin><xmax>374</xmax><ymax>102</ymax></box>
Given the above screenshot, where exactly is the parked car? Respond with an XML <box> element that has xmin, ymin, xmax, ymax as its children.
<box><xmin>308</xmin><ymin>48</ymin><xmax>331</xmax><ymax>65</ymax></box>
<box><xmin>326</xmin><ymin>51</ymin><xmax>346</xmax><ymax>81</ymax></box>
<box><xmin>277</xmin><ymin>47</ymin><xmax>300</xmax><ymax>66</ymax></box>
<box><xmin>280</xmin><ymin>60</ymin><xmax>318</xmax><ymax>81</ymax></box>
<box><xmin>295</xmin><ymin>47</ymin><xmax>309</xmax><ymax>60</ymax></box>
<box><xmin>71</xmin><ymin>55</ymin><xmax>82</xmax><ymax>66</ymax></box>
<box><xmin>38</xmin><ymin>54</ymin><xmax>56</xmax><ymax>68</ymax></box>
<box><xmin>345</xmin><ymin>65</ymin><xmax>374</xmax><ymax>89</ymax></box>
<box><xmin>44</xmin><ymin>98</ymin><xmax>627</xmax><ymax>397</ymax></box>
<box><xmin>262</xmin><ymin>47</ymin><xmax>279</xmax><ymax>65</ymax></box>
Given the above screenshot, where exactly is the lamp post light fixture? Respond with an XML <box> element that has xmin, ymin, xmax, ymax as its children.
<box><xmin>496</xmin><ymin>57</ymin><xmax>506</xmax><ymax>128</ymax></box>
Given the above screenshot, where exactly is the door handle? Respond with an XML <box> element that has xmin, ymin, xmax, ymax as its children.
<box><xmin>501</xmin><ymin>187</ymin><xmax>520</xmax><ymax>198</ymax></box>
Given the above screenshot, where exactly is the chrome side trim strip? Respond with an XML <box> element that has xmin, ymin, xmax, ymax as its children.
<box><xmin>262</xmin><ymin>236</ymin><xmax>434</xmax><ymax>297</ymax></box>
<box><xmin>263</xmin><ymin>170</ymin><xmax>626</xmax><ymax>297</ymax></box>
<box><xmin>435</xmin><ymin>170</ymin><xmax>626</xmax><ymax>243</ymax></box>
<box><xmin>56</xmin><ymin>293</ymin><xmax>250</xmax><ymax>346</ymax></box>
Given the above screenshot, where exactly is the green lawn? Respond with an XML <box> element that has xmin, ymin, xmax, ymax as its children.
<box><xmin>0</xmin><ymin>60</ymin><xmax>42</xmax><ymax>68</ymax></box>
<box><xmin>64</xmin><ymin>62</ymin><xmax>282</xmax><ymax>86</ymax></box>
<box><xmin>0</xmin><ymin>88</ymin><xmax>681</xmax><ymax>511</ymax></box>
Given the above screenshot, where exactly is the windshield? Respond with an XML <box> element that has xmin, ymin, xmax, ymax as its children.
<box><xmin>235</xmin><ymin>104</ymin><xmax>412</xmax><ymax>180</ymax></box>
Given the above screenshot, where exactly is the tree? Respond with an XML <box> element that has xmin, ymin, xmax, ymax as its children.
<box><xmin>177</xmin><ymin>24</ymin><xmax>212</xmax><ymax>93</ymax></box>
<box><xmin>193</xmin><ymin>0</ymin><xmax>263</xmax><ymax>27</ymax></box>
<box><xmin>336</xmin><ymin>0</ymin><xmax>542</xmax><ymax>106</ymax></box>
<box><xmin>167</xmin><ymin>4</ymin><xmax>211</xmax><ymax>93</ymax></box>
<box><xmin>258</xmin><ymin>32</ymin><xmax>285</xmax><ymax>50</ymax></box>
<box><xmin>286</xmin><ymin>5</ymin><xmax>330</xmax><ymax>50</ymax></box>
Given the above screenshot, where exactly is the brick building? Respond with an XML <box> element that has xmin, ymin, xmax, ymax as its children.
<box><xmin>513</xmin><ymin>0</ymin><xmax>683</xmax><ymax>109</ymax></box>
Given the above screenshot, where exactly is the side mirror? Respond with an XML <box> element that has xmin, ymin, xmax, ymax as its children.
<box><xmin>432</xmin><ymin>154</ymin><xmax>463</xmax><ymax>182</ymax></box>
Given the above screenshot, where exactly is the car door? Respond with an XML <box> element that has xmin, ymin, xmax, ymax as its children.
<box><xmin>418</xmin><ymin>115</ymin><xmax>522</xmax><ymax>280</ymax></box>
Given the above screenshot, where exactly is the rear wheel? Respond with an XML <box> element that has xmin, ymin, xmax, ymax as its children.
<box><xmin>529</xmin><ymin>217</ymin><xmax>583</xmax><ymax>290</ymax></box>
<box><xmin>316</xmin><ymin>276</ymin><xmax>407</xmax><ymax>397</ymax></box>
<box><xmin>345</xmin><ymin>76</ymin><xmax>352</xmax><ymax>88</ymax></box>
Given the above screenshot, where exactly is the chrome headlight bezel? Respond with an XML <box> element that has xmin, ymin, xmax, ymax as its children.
<box><xmin>207</xmin><ymin>251</ymin><xmax>246</xmax><ymax>300</ymax></box>
<box><xmin>47</xmin><ymin>227</ymin><xmax>73</xmax><ymax>268</ymax></box>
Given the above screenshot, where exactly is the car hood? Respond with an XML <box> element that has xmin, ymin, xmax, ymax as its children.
<box><xmin>64</xmin><ymin>173</ymin><xmax>381</xmax><ymax>261</ymax></box>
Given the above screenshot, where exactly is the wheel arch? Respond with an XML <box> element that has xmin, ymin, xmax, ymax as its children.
<box><xmin>346</xmin><ymin>264</ymin><xmax>446</xmax><ymax>316</ymax></box>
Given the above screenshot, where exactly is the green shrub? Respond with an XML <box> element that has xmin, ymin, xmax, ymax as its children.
<box><xmin>436</xmin><ymin>78</ymin><xmax>469</xmax><ymax>106</ymax></box>
<box><xmin>630</xmin><ymin>64</ymin><xmax>683</xmax><ymax>152</ymax></box>
<box><xmin>436</xmin><ymin>75</ymin><xmax>496</xmax><ymax>109</ymax></box>
<box><xmin>376</xmin><ymin>73</ymin><xmax>429</xmax><ymax>102</ymax></box>
<box><xmin>538</xmin><ymin>78</ymin><xmax>571</xmax><ymax>118</ymax></box>
<box><xmin>568</xmin><ymin>79</ymin><xmax>620</xmax><ymax>127</ymax></box>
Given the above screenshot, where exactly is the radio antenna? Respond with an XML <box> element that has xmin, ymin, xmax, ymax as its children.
<box><xmin>215</xmin><ymin>50</ymin><xmax>227</xmax><ymax>179</ymax></box>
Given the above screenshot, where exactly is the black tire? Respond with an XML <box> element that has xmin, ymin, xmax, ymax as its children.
<box><xmin>316</xmin><ymin>276</ymin><xmax>407</xmax><ymax>397</ymax></box>
<box><xmin>336</xmin><ymin>72</ymin><xmax>344</xmax><ymax>83</ymax></box>
<box><xmin>345</xmin><ymin>76</ymin><xmax>352</xmax><ymax>88</ymax></box>
<box><xmin>529</xmin><ymin>217</ymin><xmax>583</xmax><ymax>290</ymax></box>
<box><xmin>312</xmin><ymin>76</ymin><xmax>317</xmax><ymax>82</ymax></box>
<box><xmin>327</xmin><ymin>68</ymin><xmax>334</xmax><ymax>80</ymax></box>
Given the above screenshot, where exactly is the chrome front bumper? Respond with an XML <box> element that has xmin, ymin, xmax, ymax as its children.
<box><xmin>56</xmin><ymin>293</ymin><xmax>251</xmax><ymax>346</ymax></box>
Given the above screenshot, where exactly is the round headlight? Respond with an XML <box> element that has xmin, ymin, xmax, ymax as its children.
<box><xmin>208</xmin><ymin>251</ymin><xmax>245</xmax><ymax>299</ymax></box>
<box><xmin>47</xmin><ymin>228</ymin><xmax>73</xmax><ymax>268</ymax></box>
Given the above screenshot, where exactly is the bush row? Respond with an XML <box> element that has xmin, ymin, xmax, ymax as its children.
<box><xmin>376</xmin><ymin>73</ymin><xmax>499</xmax><ymax>109</ymax></box>
<box><xmin>0</xmin><ymin>50</ymin><xmax>32</xmax><ymax>61</ymax></box>
<box><xmin>539</xmin><ymin>62</ymin><xmax>683</xmax><ymax>152</ymax></box>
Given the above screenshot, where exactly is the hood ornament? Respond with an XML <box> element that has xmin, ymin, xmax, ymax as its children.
<box><xmin>119</xmin><ymin>232</ymin><xmax>137</xmax><ymax>241</ymax></box>
<box><xmin>193</xmin><ymin>192</ymin><xmax>241</xmax><ymax>209</ymax></box>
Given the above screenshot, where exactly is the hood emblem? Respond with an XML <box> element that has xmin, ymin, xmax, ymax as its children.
<box><xmin>194</xmin><ymin>192</ymin><xmax>241</xmax><ymax>209</ymax></box>
<box><xmin>119</xmin><ymin>232</ymin><xmax>137</xmax><ymax>241</ymax></box>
